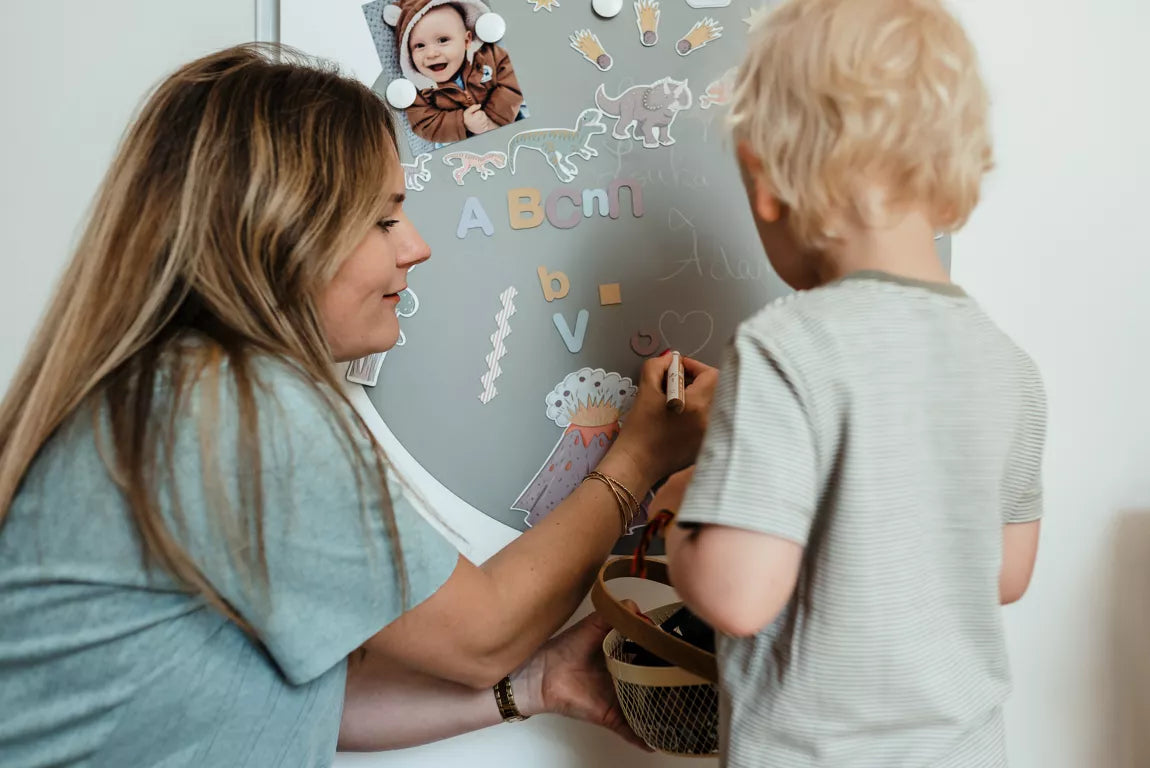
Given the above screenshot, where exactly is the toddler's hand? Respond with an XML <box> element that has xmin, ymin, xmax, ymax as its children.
<box><xmin>463</xmin><ymin>104</ymin><xmax>492</xmax><ymax>134</ymax></box>
<box><xmin>650</xmin><ymin>467</ymin><xmax>694</xmax><ymax>518</ymax></box>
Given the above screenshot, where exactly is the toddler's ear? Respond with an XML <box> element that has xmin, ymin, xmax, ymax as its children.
<box><xmin>736</xmin><ymin>141</ymin><xmax>781</xmax><ymax>224</ymax></box>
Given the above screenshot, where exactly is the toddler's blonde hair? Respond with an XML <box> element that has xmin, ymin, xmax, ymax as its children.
<box><xmin>729</xmin><ymin>0</ymin><xmax>993</xmax><ymax>249</ymax></box>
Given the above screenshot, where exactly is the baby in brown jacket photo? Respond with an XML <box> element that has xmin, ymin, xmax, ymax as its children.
<box><xmin>384</xmin><ymin>0</ymin><xmax>525</xmax><ymax>146</ymax></box>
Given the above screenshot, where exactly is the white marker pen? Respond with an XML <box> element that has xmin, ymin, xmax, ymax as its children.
<box><xmin>665</xmin><ymin>350</ymin><xmax>685</xmax><ymax>413</ymax></box>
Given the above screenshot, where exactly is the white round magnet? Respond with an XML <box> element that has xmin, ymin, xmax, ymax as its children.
<box><xmin>591</xmin><ymin>0</ymin><xmax>623</xmax><ymax>17</ymax></box>
<box><xmin>382</xmin><ymin>3</ymin><xmax>402</xmax><ymax>26</ymax></box>
<box><xmin>475</xmin><ymin>12</ymin><xmax>507</xmax><ymax>42</ymax></box>
<box><xmin>385</xmin><ymin>79</ymin><xmax>417</xmax><ymax>109</ymax></box>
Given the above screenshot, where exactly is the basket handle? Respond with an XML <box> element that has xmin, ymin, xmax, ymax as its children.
<box><xmin>590</xmin><ymin>557</ymin><xmax>719</xmax><ymax>684</ymax></box>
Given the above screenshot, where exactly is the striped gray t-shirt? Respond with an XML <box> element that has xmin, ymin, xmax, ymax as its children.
<box><xmin>677</xmin><ymin>270</ymin><xmax>1046</xmax><ymax>768</ymax></box>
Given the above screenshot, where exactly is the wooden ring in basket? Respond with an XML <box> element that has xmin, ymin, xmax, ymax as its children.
<box><xmin>590</xmin><ymin>557</ymin><xmax>719</xmax><ymax>684</ymax></box>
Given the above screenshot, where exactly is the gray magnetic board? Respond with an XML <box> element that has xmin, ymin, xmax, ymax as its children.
<box><xmin>352</xmin><ymin>0</ymin><xmax>951</xmax><ymax>553</ymax></box>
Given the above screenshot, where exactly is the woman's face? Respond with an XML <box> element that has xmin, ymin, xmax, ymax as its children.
<box><xmin>319</xmin><ymin>158</ymin><xmax>430</xmax><ymax>362</ymax></box>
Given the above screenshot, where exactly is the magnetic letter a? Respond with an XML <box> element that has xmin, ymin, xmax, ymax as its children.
<box><xmin>552</xmin><ymin>309</ymin><xmax>589</xmax><ymax>353</ymax></box>
<box><xmin>457</xmin><ymin>197</ymin><xmax>494</xmax><ymax>239</ymax></box>
<box><xmin>537</xmin><ymin>266</ymin><xmax>570</xmax><ymax>302</ymax></box>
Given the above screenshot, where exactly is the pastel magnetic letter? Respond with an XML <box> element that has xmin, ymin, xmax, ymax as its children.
<box><xmin>608</xmin><ymin>178</ymin><xmax>645</xmax><ymax>219</ymax></box>
<box><xmin>537</xmin><ymin>266</ymin><xmax>570</xmax><ymax>302</ymax></box>
<box><xmin>509</xmin><ymin>187</ymin><xmax>545</xmax><ymax>230</ymax></box>
<box><xmin>582</xmin><ymin>188</ymin><xmax>609</xmax><ymax>218</ymax></box>
<box><xmin>552</xmin><ymin>309</ymin><xmax>589</xmax><ymax>353</ymax></box>
<box><xmin>545</xmin><ymin>188</ymin><xmax>582</xmax><ymax>229</ymax></box>
<box><xmin>630</xmin><ymin>330</ymin><xmax>660</xmax><ymax>356</ymax></box>
<box><xmin>457</xmin><ymin>196</ymin><xmax>494</xmax><ymax>238</ymax></box>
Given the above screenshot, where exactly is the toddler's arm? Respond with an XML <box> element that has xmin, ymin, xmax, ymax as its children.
<box><xmin>481</xmin><ymin>46</ymin><xmax>524</xmax><ymax>127</ymax></box>
<box><xmin>653</xmin><ymin>469</ymin><xmax>801</xmax><ymax>636</ymax></box>
<box><xmin>407</xmin><ymin>100</ymin><xmax>469</xmax><ymax>144</ymax></box>
<box><xmin>998</xmin><ymin>360</ymin><xmax>1046</xmax><ymax>605</ymax></box>
<box><xmin>663</xmin><ymin>326</ymin><xmax>821</xmax><ymax>638</ymax></box>
<box><xmin>1000</xmin><ymin>521</ymin><xmax>1039</xmax><ymax>604</ymax></box>
<box><xmin>667</xmin><ymin>519</ymin><xmax>802</xmax><ymax>637</ymax></box>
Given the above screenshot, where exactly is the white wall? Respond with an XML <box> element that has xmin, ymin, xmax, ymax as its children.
<box><xmin>0</xmin><ymin>1</ymin><xmax>256</xmax><ymax>388</ymax></box>
<box><xmin>2</xmin><ymin>1</ymin><xmax>1149</xmax><ymax>768</ymax></box>
<box><xmin>952</xmin><ymin>1</ymin><xmax>1150</xmax><ymax>766</ymax></box>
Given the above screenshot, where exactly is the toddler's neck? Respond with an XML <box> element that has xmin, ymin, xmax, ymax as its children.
<box><xmin>818</xmin><ymin>206</ymin><xmax>950</xmax><ymax>287</ymax></box>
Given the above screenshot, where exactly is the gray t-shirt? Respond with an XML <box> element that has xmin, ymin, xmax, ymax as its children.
<box><xmin>677</xmin><ymin>271</ymin><xmax>1046</xmax><ymax>768</ymax></box>
<box><xmin>0</xmin><ymin>358</ymin><xmax>459</xmax><ymax>767</ymax></box>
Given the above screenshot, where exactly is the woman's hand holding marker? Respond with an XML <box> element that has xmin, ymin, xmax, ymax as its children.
<box><xmin>612</xmin><ymin>353</ymin><xmax>716</xmax><ymax>484</ymax></box>
<box><xmin>665</xmin><ymin>351</ymin><xmax>686</xmax><ymax>413</ymax></box>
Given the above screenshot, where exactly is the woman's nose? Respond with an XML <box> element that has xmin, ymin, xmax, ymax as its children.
<box><xmin>397</xmin><ymin>227</ymin><xmax>431</xmax><ymax>268</ymax></box>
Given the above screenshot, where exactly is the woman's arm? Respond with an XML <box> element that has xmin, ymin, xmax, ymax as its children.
<box><xmin>339</xmin><ymin>646</ymin><xmax>525</xmax><ymax>751</ymax></box>
<box><xmin>359</xmin><ymin>356</ymin><xmax>717</xmax><ymax>689</ymax></box>
<box><xmin>339</xmin><ymin>605</ymin><xmax>649</xmax><ymax>751</ymax></box>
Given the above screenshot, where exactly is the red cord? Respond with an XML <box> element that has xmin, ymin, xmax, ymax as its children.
<box><xmin>631</xmin><ymin>509</ymin><xmax>676</xmax><ymax>578</ymax></box>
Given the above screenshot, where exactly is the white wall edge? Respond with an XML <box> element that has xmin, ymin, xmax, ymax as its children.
<box><xmin>338</xmin><ymin>364</ymin><xmax>520</xmax><ymax>564</ymax></box>
<box><xmin>255</xmin><ymin>0</ymin><xmax>280</xmax><ymax>42</ymax></box>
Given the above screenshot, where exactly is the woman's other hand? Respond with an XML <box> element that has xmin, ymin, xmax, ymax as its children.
<box><xmin>607</xmin><ymin>355</ymin><xmax>718</xmax><ymax>488</ymax></box>
<box><xmin>339</xmin><ymin>600</ymin><xmax>653</xmax><ymax>752</ymax></box>
<box><xmin>515</xmin><ymin>602</ymin><xmax>652</xmax><ymax>751</ymax></box>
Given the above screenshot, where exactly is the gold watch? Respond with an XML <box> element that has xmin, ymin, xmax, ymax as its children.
<box><xmin>493</xmin><ymin>675</ymin><xmax>530</xmax><ymax>723</ymax></box>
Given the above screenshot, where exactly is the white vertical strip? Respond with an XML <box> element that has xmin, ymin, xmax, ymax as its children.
<box><xmin>478</xmin><ymin>286</ymin><xmax>517</xmax><ymax>404</ymax></box>
<box><xmin>255</xmin><ymin>0</ymin><xmax>280</xmax><ymax>43</ymax></box>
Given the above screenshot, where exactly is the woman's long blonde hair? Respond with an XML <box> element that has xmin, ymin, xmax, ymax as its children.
<box><xmin>0</xmin><ymin>44</ymin><xmax>408</xmax><ymax>624</ymax></box>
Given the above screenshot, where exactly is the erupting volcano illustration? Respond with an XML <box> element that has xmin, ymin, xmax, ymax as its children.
<box><xmin>512</xmin><ymin>367</ymin><xmax>651</xmax><ymax>532</ymax></box>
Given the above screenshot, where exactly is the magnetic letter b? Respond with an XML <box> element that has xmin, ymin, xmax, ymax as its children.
<box><xmin>537</xmin><ymin>266</ymin><xmax>570</xmax><ymax>302</ymax></box>
<box><xmin>509</xmin><ymin>188</ymin><xmax>545</xmax><ymax>230</ymax></box>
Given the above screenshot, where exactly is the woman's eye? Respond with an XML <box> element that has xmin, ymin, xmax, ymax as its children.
<box><xmin>376</xmin><ymin>219</ymin><xmax>399</xmax><ymax>233</ymax></box>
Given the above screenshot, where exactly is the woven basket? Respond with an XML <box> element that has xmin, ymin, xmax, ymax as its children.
<box><xmin>590</xmin><ymin>557</ymin><xmax>720</xmax><ymax>757</ymax></box>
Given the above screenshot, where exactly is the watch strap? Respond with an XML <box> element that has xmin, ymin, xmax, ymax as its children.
<box><xmin>493</xmin><ymin>675</ymin><xmax>529</xmax><ymax>722</ymax></box>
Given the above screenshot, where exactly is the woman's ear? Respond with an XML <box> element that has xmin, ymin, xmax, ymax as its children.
<box><xmin>735</xmin><ymin>140</ymin><xmax>782</xmax><ymax>224</ymax></box>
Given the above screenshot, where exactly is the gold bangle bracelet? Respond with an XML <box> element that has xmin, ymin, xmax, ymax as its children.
<box><xmin>592</xmin><ymin>470</ymin><xmax>640</xmax><ymax>515</ymax></box>
<box><xmin>585</xmin><ymin>471</ymin><xmax>639</xmax><ymax>534</ymax></box>
<box><xmin>584</xmin><ymin>473</ymin><xmax>628</xmax><ymax>534</ymax></box>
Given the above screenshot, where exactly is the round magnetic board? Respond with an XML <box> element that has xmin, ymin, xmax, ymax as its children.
<box><xmin>354</xmin><ymin>0</ymin><xmax>952</xmax><ymax>553</ymax></box>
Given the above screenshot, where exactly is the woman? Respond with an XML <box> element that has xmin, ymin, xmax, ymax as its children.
<box><xmin>0</xmin><ymin>45</ymin><xmax>716</xmax><ymax>765</ymax></box>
